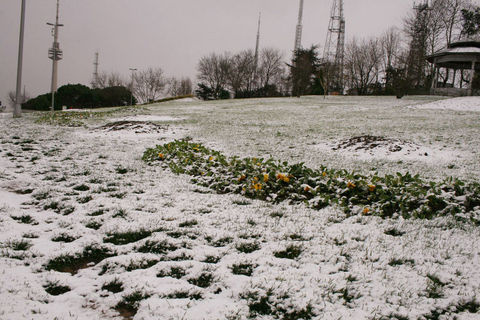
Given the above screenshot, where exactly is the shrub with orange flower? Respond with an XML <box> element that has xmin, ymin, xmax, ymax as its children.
<box><xmin>347</xmin><ymin>181</ymin><xmax>356</xmax><ymax>189</ymax></box>
<box><xmin>368</xmin><ymin>184</ymin><xmax>376</xmax><ymax>192</ymax></box>
<box><xmin>276</xmin><ymin>173</ymin><xmax>290</xmax><ymax>183</ymax></box>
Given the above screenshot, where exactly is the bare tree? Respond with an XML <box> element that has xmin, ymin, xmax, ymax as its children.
<box><xmin>344</xmin><ymin>38</ymin><xmax>383</xmax><ymax>95</ymax></box>
<box><xmin>438</xmin><ymin>0</ymin><xmax>468</xmax><ymax>45</ymax></box>
<box><xmin>197</xmin><ymin>52</ymin><xmax>231</xmax><ymax>98</ymax></box>
<box><xmin>133</xmin><ymin>67</ymin><xmax>167</xmax><ymax>103</ymax></box>
<box><xmin>168</xmin><ymin>77</ymin><xmax>193</xmax><ymax>96</ymax></box>
<box><xmin>94</xmin><ymin>72</ymin><xmax>125</xmax><ymax>89</ymax></box>
<box><xmin>227</xmin><ymin>50</ymin><xmax>256</xmax><ymax>95</ymax></box>
<box><xmin>258</xmin><ymin>47</ymin><xmax>284</xmax><ymax>88</ymax></box>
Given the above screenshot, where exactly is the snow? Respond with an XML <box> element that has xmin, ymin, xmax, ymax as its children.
<box><xmin>0</xmin><ymin>96</ymin><xmax>479</xmax><ymax>319</ymax></box>
<box><xmin>409</xmin><ymin>96</ymin><xmax>480</xmax><ymax>112</ymax></box>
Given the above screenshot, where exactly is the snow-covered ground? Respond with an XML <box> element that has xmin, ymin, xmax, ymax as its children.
<box><xmin>0</xmin><ymin>96</ymin><xmax>479</xmax><ymax>319</ymax></box>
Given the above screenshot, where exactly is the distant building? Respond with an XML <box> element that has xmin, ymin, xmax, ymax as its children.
<box><xmin>427</xmin><ymin>38</ymin><xmax>480</xmax><ymax>96</ymax></box>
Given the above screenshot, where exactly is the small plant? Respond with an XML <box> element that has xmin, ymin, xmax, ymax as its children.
<box><xmin>388</xmin><ymin>258</ymin><xmax>415</xmax><ymax>267</ymax></box>
<box><xmin>178</xmin><ymin>219</ymin><xmax>198</xmax><ymax>228</ymax></box>
<box><xmin>102</xmin><ymin>278</ymin><xmax>123</xmax><ymax>293</ymax></box>
<box><xmin>45</xmin><ymin>244</ymin><xmax>115</xmax><ymax>274</ymax></box>
<box><xmin>112</xmin><ymin>208</ymin><xmax>128</xmax><ymax>218</ymax></box>
<box><xmin>44</xmin><ymin>281</ymin><xmax>71</xmax><ymax>296</ymax></box>
<box><xmin>137</xmin><ymin>240</ymin><xmax>178</xmax><ymax>254</ymax></box>
<box><xmin>5</xmin><ymin>239</ymin><xmax>32</xmax><ymax>251</ymax></box>
<box><xmin>231</xmin><ymin>263</ymin><xmax>256</xmax><ymax>276</ymax></box>
<box><xmin>125</xmin><ymin>259</ymin><xmax>158</xmax><ymax>271</ymax></box>
<box><xmin>85</xmin><ymin>220</ymin><xmax>102</xmax><ymax>230</ymax></box>
<box><xmin>77</xmin><ymin>195</ymin><xmax>93</xmax><ymax>204</ymax></box>
<box><xmin>11</xmin><ymin>214</ymin><xmax>37</xmax><ymax>225</ymax></box>
<box><xmin>104</xmin><ymin>229</ymin><xmax>153</xmax><ymax>245</ymax></box>
<box><xmin>157</xmin><ymin>266</ymin><xmax>186</xmax><ymax>279</ymax></box>
<box><xmin>384</xmin><ymin>228</ymin><xmax>405</xmax><ymax>237</ymax></box>
<box><xmin>51</xmin><ymin>233</ymin><xmax>78</xmax><ymax>243</ymax></box>
<box><xmin>115</xmin><ymin>167</ymin><xmax>128</xmax><ymax>175</ymax></box>
<box><xmin>210</xmin><ymin>236</ymin><xmax>233</xmax><ymax>247</ymax></box>
<box><xmin>73</xmin><ymin>184</ymin><xmax>90</xmax><ymax>191</ymax></box>
<box><xmin>115</xmin><ymin>291</ymin><xmax>151</xmax><ymax>319</ymax></box>
<box><xmin>426</xmin><ymin>273</ymin><xmax>445</xmax><ymax>299</ymax></box>
<box><xmin>202</xmin><ymin>255</ymin><xmax>221</xmax><ymax>264</ymax></box>
<box><xmin>164</xmin><ymin>290</ymin><xmax>202</xmax><ymax>300</ymax></box>
<box><xmin>236</xmin><ymin>241</ymin><xmax>261</xmax><ymax>254</ymax></box>
<box><xmin>273</xmin><ymin>244</ymin><xmax>302</xmax><ymax>260</ymax></box>
<box><xmin>89</xmin><ymin>209</ymin><xmax>106</xmax><ymax>216</ymax></box>
<box><xmin>187</xmin><ymin>272</ymin><xmax>214</xmax><ymax>288</ymax></box>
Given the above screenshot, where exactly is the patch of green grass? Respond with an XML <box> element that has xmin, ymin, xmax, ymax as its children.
<box><xmin>45</xmin><ymin>244</ymin><xmax>115</xmax><ymax>274</ymax></box>
<box><xmin>115</xmin><ymin>167</ymin><xmax>128</xmax><ymax>175</ymax></box>
<box><xmin>273</xmin><ymin>244</ymin><xmax>302</xmax><ymax>260</ymax></box>
<box><xmin>202</xmin><ymin>255</ymin><xmax>221</xmax><ymax>264</ymax></box>
<box><xmin>426</xmin><ymin>273</ymin><xmax>445</xmax><ymax>299</ymax></box>
<box><xmin>384</xmin><ymin>228</ymin><xmax>405</xmax><ymax>237</ymax></box>
<box><xmin>231</xmin><ymin>263</ymin><xmax>256</xmax><ymax>276</ymax></box>
<box><xmin>112</xmin><ymin>208</ymin><xmax>128</xmax><ymax>218</ymax></box>
<box><xmin>388</xmin><ymin>258</ymin><xmax>415</xmax><ymax>267</ymax></box>
<box><xmin>178</xmin><ymin>219</ymin><xmax>198</xmax><ymax>228</ymax></box>
<box><xmin>115</xmin><ymin>291</ymin><xmax>151</xmax><ymax>319</ymax></box>
<box><xmin>44</xmin><ymin>281</ymin><xmax>71</xmax><ymax>296</ymax></box>
<box><xmin>236</xmin><ymin>241</ymin><xmax>261</xmax><ymax>254</ymax></box>
<box><xmin>157</xmin><ymin>266</ymin><xmax>186</xmax><ymax>279</ymax></box>
<box><xmin>11</xmin><ymin>214</ymin><xmax>37</xmax><ymax>225</ymax></box>
<box><xmin>125</xmin><ymin>259</ymin><xmax>158</xmax><ymax>271</ymax></box>
<box><xmin>137</xmin><ymin>240</ymin><xmax>178</xmax><ymax>254</ymax></box>
<box><xmin>102</xmin><ymin>278</ymin><xmax>123</xmax><ymax>293</ymax></box>
<box><xmin>77</xmin><ymin>195</ymin><xmax>93</xmax><ymax>204</ymax></box>
<box><xmin>5</xmin><ymin>239</ymin><xmax>32</xmax><ymax>251</ymax></box>
<box><xmin>164</xmin><ymin>290</ymin><xmax>202</xmax><ymax>300</ymax></box>
<box><xmin>209</xmin><ymin>236</ymin><xmax>233</xmax><ymax>247</ymax></box>
<box><xmin>73</xmin><ymin>184</ymin><xmax>90</xmax><ymax>191</ymax></box>
<box><xmin>89</xmin><ymin>209</ymin><xmax>106</xmax><ymax>216</ymax></box>
<box><xmin>187</xmin><ymin>272</ymin><xmax>214</xmax><ymax>288</ymax></box>
<box><xmin>85</xmin><ymin>220</ymin><xmax>102</xmax><ymax>230</ymax></box>
<box><xmin>51</xmin><ymin>233</ymin><xmax>78</xmax><ymax>243</ymax></box>
<box><xmin>104</xmin><ymin>229</ymin><xmax>153</xmax><ymax>245</ymax></box>
<box><xmin>22</xmin><ymin>233</ymin><xmax>39</xmax><ymax>239</ymax></box>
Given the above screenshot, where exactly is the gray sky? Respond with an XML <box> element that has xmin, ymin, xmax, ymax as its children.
<box><xmin>1</xmin><ymin>0</ymin><xmax>413</xmax><ymax>105</ymax></box>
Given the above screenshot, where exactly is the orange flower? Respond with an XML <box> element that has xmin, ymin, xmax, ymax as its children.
<box><xmin>276</xmin><ymin>173</ymin><xmax>290</xmax><ymax>183</ymax></box>
<box><xmin>304</xmin><ymin>186</ymin><xmax>311</xmax><ymax>192</ymax></box>
<box><xmin>158</xmin><ymin>153</ymin><xmax>165</xmax><ymax>160</ymax></box>
<box><xmin>322</xmin><ymin>171</ymin><xmax>327</xmax><ymax>177</ymax></box>
<box><xmin>238</xmin><ymin>175</ymin><xmax>246</xmax><ymax>182</ymax></box>
<box><xmin>208</xmin><ymin>156</ymin><xmax>214</xmax><ymax>161</ymax></box>
<box><xmin>253</xmin><ymin>183</ymin><xmax>262</xmax><ymax>191</ymax></box>
<box><xmin>363</xmin><ymin>207</ymin><xmax>370</xmax><ymax>214</ymax></box>
<box><xmin>263</xmin><ymin>173</ymin><xmax>269</xmax><ymax>182</ymax></box>
<box><xmin>347</xmin><ymin>181</ymin><xmax>356</xmax><ymax>189</ymax></box>
<box><xmin>368</xmin><ymin>184</ymin><xmax>376</xmax><ymax>192</ymax></box>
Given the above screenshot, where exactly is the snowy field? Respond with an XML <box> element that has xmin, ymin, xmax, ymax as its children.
<box><xmin>0</xmin><ymin>95</ymin><xmax>479</xmax><ymax>319</ymax></box>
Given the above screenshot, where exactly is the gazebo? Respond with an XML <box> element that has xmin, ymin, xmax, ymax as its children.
<box><xmin>427</xmin><ymin>39</ymin><xmax>480</xmax><ymax>96</ymax></box>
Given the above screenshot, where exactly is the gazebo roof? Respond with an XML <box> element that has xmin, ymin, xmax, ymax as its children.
<box><xmin>427</xmin><ymin>38</ymin><xmax>480</xmax><ymax>69</ymax></box>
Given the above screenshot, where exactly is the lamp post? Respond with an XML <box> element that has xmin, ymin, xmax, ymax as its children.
<box><xmin>129</xmin><ymin>68</ymin><xmax>137</xmax><ymax>105</ymax></box>
<box><xmin>13</xmin><ymin>0</ymin><xmax>26</xmax><ymax>118</ymax></box>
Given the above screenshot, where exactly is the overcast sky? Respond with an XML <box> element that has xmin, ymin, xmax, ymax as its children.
<box><xmin>1</xmin><ymin>0</ymin><xmax>415</xmax><ymax>105</ymax></box>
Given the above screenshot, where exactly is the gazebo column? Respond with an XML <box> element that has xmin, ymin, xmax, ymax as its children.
<box><xmin>469</xmin><ymin>60</ymin><xmax>476</xmax><ymax>96</ymax></box>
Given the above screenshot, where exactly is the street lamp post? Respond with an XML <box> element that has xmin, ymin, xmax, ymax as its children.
<box><xmin>129</xmin><ymin>68</ymin><xmax>137</xmax><ymax>106</ymax></box>
<box><xmin>14</xmin><ymin>0</ymin><xmax>26</xmax><ymax>118</ymax></box>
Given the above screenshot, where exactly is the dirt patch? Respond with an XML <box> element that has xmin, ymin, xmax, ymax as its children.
<box><xmin>333</xmin><ymin>135</ymin><xmax>416</xmax><ymax>153</ymax></box>
<box><xmin>97</xmin><ymin>121</ymin><xmax>168</xmax><ymax>134</ymax></box>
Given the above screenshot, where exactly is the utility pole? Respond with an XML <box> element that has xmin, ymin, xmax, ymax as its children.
<box><xmin>47</xmin><ymin>0</ymin><xmax>63</xmax><ymax>112</ymax></box>
<box><xmin>129</xmin><ymin>68</ymin><xmax>137</xmax><ymax>106</ymax></box>
<box><xmin>293</xmin><ymin>0</ymin><xmax>304</xmax><ymax>55</ymax></box>
<box><xmin>14</xmin><ymin>0</ymin><xmax>26</xmax><ymax>118</ymax></box>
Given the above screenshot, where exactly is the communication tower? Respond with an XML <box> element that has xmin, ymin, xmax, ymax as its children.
<box><xmin>47</xmin><ymin>0</ymin><xmax>63</xmax><ymax>111</ymax></box>
<box><xmin>254</xmin><ymin>12</ymin><xmax>261</xmax><ymax>70</ymax></box>
<box><xmin>293</xmin><ymin>0</ymin><xmax>304</xmax><ymax>54</ymax></box>
<box><xmin>323</xmin><ymin>0</ymin><xmax>345</xmax><ymax>93</ymax></box>
<box><xmin>92</xmin><ymin>52</ymin><xmax>99</xmax><ymax>88</ymax></box>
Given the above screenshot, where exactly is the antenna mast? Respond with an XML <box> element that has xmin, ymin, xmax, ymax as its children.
<box><xmin>92</xmin><ymin>52</ymin><xmax>99</xmax><ymax>88</ymax></box>
<box><xmin>47</xmin><ymin>0</ymin><xmax>63</xmax><ymax>112</ymax></box>
<box><xmin>323</xmin><ymin>0</ymin><xmax>345</xmax><ymax>94</ymax></box>
<box><xmin>294</xmin><ymin>0</ymin><xmax>304</xmax><ymax>53</ymax></box>
<box><xmin>254</xmin><ymin>12</ymin><xmax>261</xmax><ymax>70</ymax></box>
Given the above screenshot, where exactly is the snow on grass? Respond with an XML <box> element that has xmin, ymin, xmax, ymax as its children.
<box><xmin>0</xmin><ymin>96</ymin><xmax>479</xmax><ymax>319</ymax></box>
<box><xmin>410</xmin><ymin>96</ymin><xmax>480</xmax><ymax>112</ymax></box>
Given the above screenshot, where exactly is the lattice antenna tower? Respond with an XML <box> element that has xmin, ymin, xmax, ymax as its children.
<box><xmin>254</xmin><ymin>12</ymin><xmax>261</xmax><ymax>70</ymax></box>
<box><xmin>92</xmin><ymin>52</ymin><xmax>99</xmax><ymax>88</ymax></box>
<box><xmin>323</xmin><ymin>0</ymin><xmax>345</xmax><ymax>93</ymax></box>
<box><xmin>294</xmin><ymin>0</ymin><xmax>304</xmax><ymax>54</ymax></box>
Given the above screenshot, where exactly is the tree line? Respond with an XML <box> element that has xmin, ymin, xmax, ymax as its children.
<box><xmin>196</xmin><ymin>0</ymin><xmax>480</xmax><ymax>100</ymax></box>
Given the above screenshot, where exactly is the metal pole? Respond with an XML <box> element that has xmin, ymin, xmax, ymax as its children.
<box><xmin>48</xmin><ymin>0</ymin><xmax>63</xmax><ymax>112</ymax></box>
<box><xmin>14</xmin><ymin>0</ymin><xmax>26</xmax><ymax>118</ymax></box>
